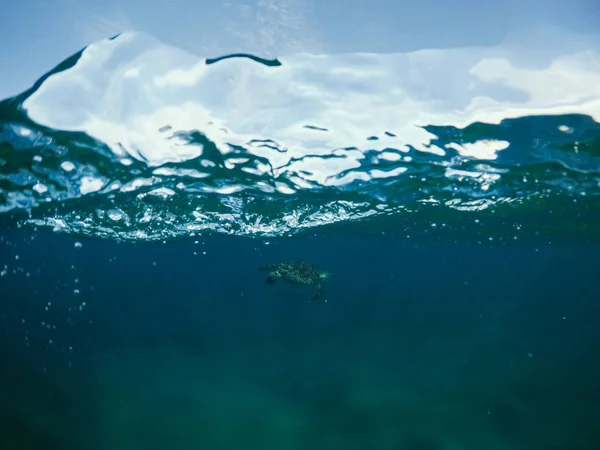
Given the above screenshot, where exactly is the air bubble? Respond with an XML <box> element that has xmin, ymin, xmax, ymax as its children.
<box><xmin>61</xmin><ymin>161</ymin><xmax>75</xmax><ymax>172</ymax></box>
<box><xmin>33</xmin><ymin>183</ymin><xmax>48</xmax><ymax>194</ymax></box>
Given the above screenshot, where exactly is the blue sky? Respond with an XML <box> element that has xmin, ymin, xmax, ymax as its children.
<box><xmin>1</xmin><ymin>0</ymin><xmax>599</xmax><ymax>99</ymax></box>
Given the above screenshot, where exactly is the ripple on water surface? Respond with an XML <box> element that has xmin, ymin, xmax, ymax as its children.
<box><xmin>1</xmin><ymin>31</ymin><xmax>600</xmax><ymax>241</ymax></box>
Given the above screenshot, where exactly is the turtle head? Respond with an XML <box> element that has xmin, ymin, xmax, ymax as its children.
<box><xmin>319</xmin><ymin>270</ymin><xmax>331</xmax><ymax>280</ymax></box>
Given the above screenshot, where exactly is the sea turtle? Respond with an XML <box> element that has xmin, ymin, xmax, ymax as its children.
<box><xmin>259</xmin><ymin>260</ymin><xmax>330</xmax><ymax>301</ymax></box>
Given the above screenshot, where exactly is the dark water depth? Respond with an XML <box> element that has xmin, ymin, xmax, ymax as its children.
<box><xmin>1</xmin><ymin>230</ymin><xmax>599</xmax><ymax>450</ymax></box>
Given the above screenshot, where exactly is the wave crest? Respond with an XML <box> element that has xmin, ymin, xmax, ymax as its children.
<box><xmin>1</xmin><ymin>31</ymin><xmax>600</xmax><ymax>241</ymax></box>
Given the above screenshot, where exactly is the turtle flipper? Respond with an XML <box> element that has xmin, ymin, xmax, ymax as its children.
<box><xmin>266</xmin><ymin>271</ymin><xmax>280</xmax><ymax>284</ymax></box>
<box><xmin>311</xmin><ymin>282</ymin><xmax>323</xmax><ymax>301</ymax></box>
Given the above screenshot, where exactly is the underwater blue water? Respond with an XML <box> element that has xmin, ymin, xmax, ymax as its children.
<box><xmin>1</xmin><ymin>31</ymin><xmax>600</xmax><ymax>450</ymax></box>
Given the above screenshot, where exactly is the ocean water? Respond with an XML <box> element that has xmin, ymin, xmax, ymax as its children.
<box><xmin>1</xmin><ymin>31</ymin><xmax>600</xmax><ymax>450</ymax></box>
